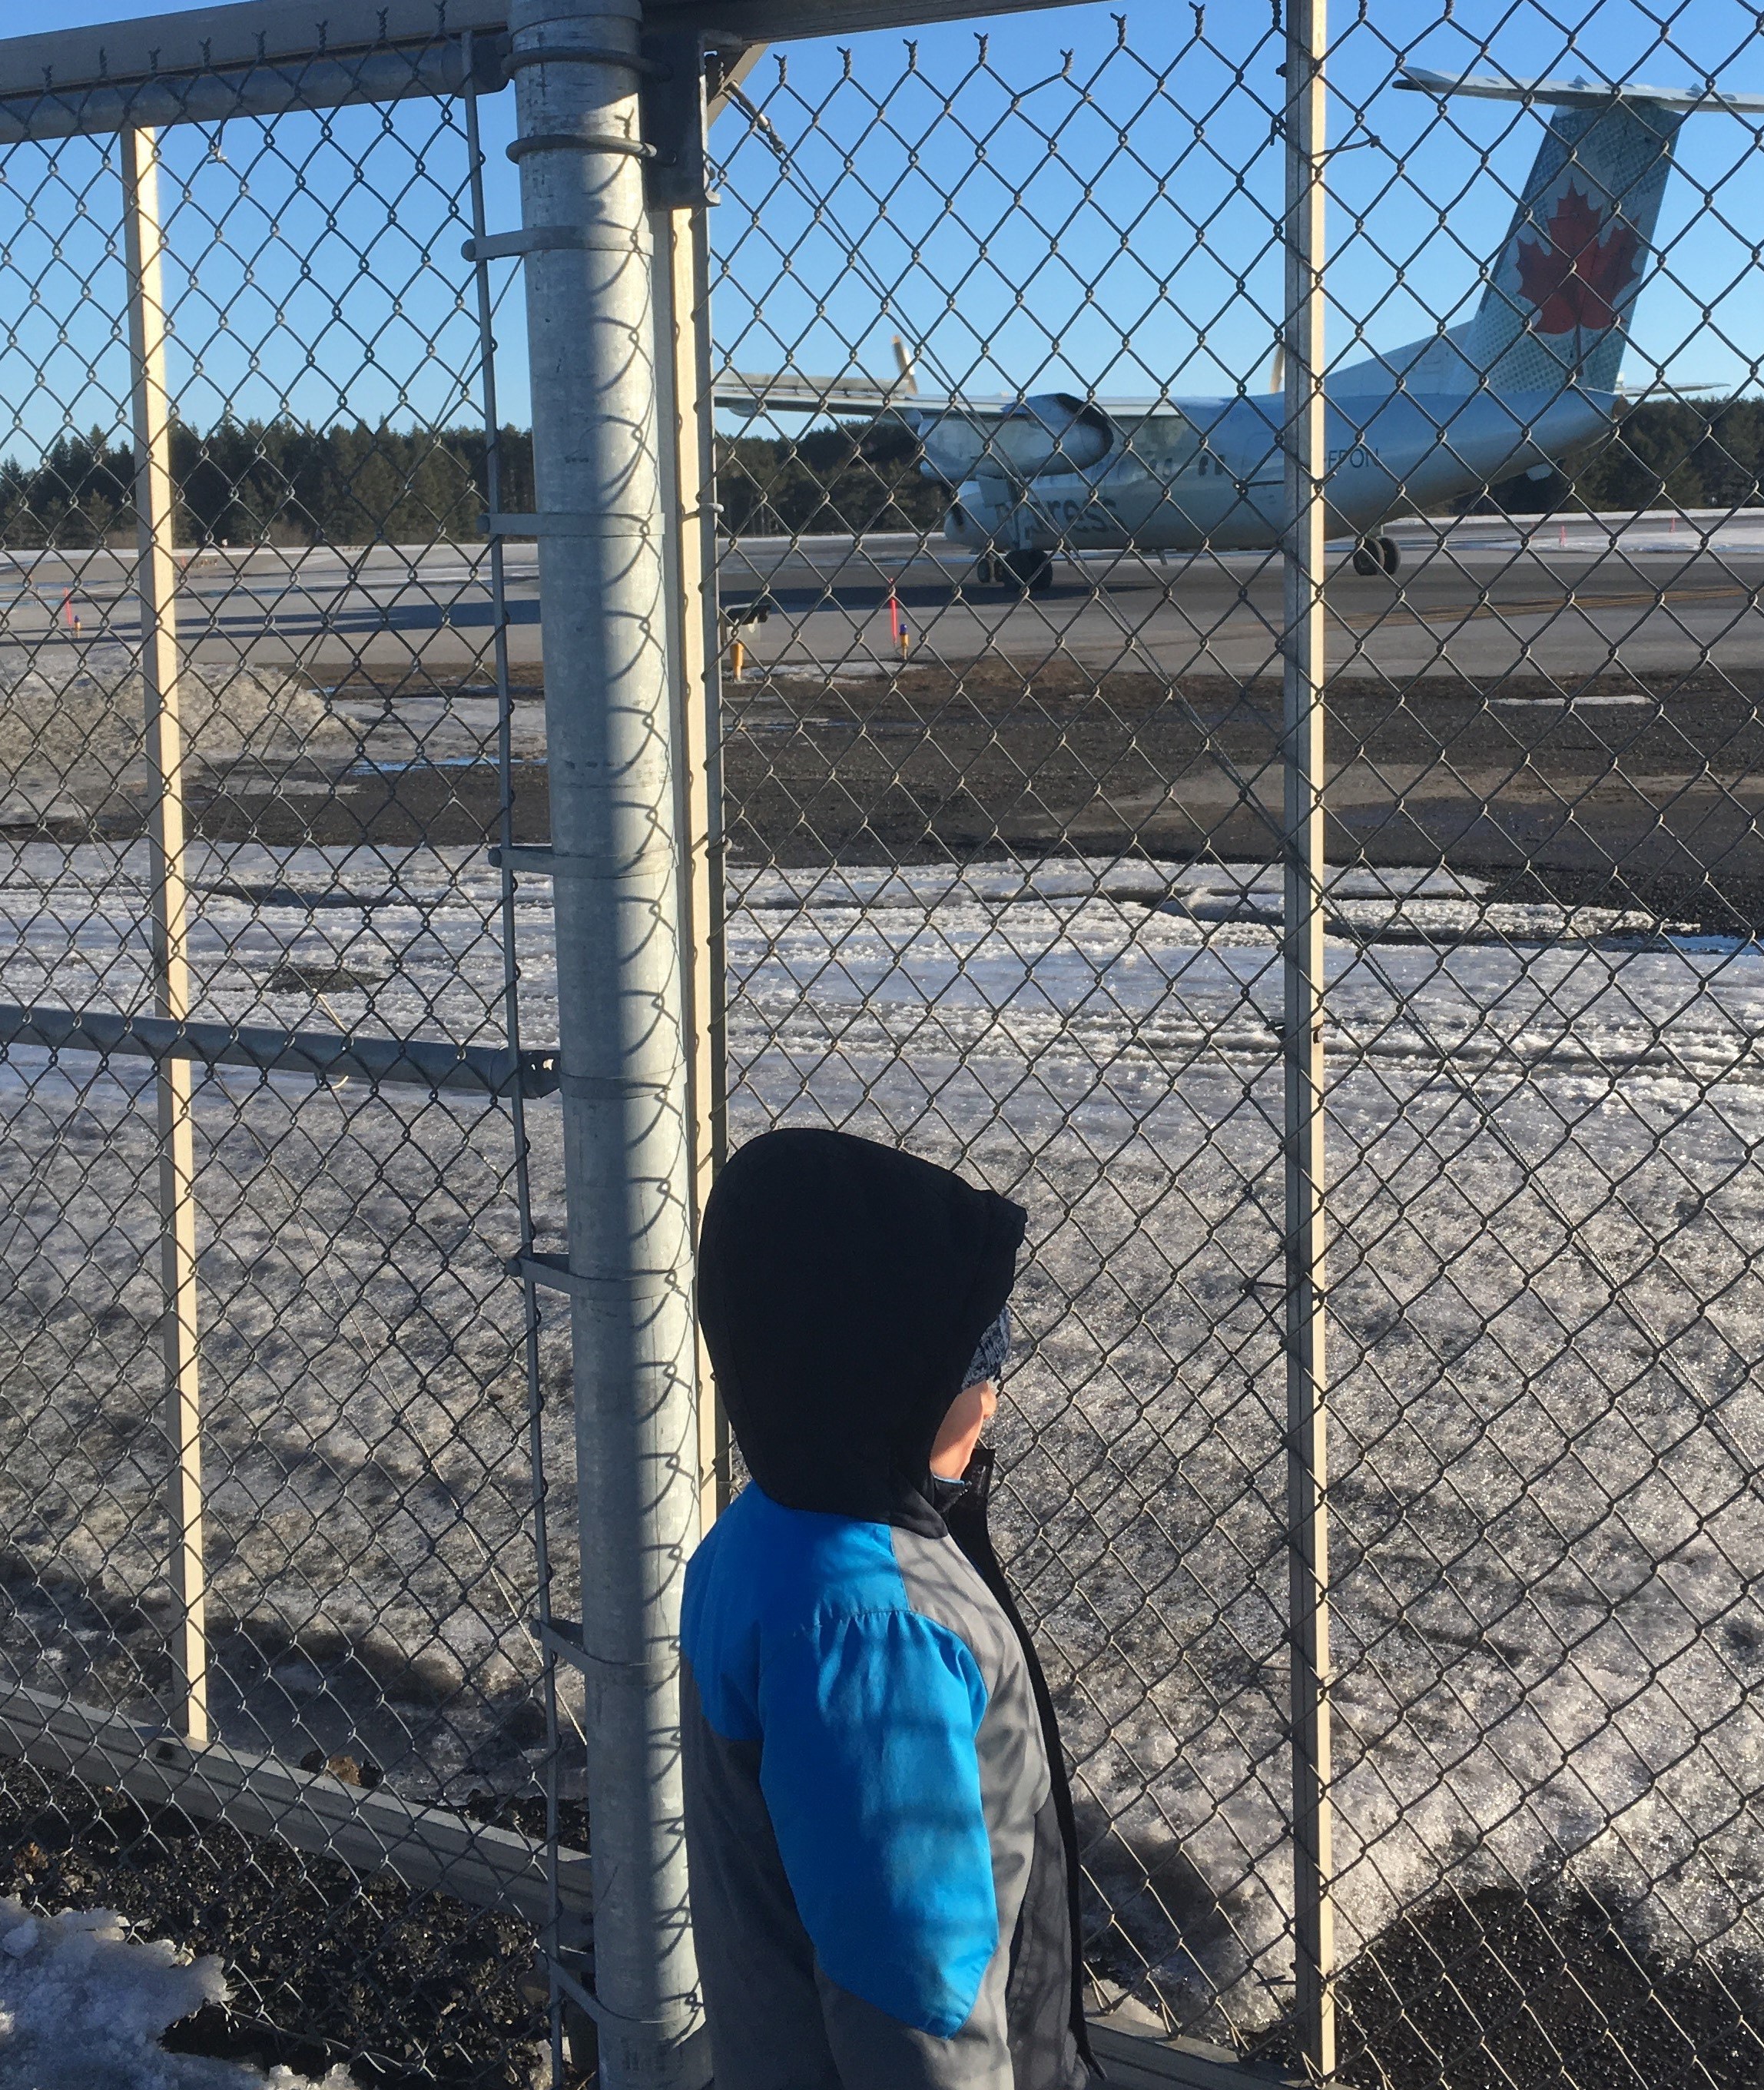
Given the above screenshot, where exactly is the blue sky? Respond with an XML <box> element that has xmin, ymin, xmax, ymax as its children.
<box><xmin>5</xmin><ymin>0</ymin><xmax>1764</xmax><ymax>460</ymax></box>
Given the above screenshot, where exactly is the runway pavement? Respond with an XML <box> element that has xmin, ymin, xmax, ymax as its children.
<box><xmin>0</xmin><ymin>540</ymin><xmax>542</xmax><ymax>677</ymax></box>
<box><xmin>722</xmin><ymin>509</ymin><xmax>1764</xmax><ymax>684</ymax></box>
<box><xmin>5</xmin><ymin>508</ymin><xmax>1763</xmax><ymax>683</ymax></box>
<box><xmin>9</xmin><ymin>513</ymin><xmax>1764</xmax><ymax>910</ymax></box>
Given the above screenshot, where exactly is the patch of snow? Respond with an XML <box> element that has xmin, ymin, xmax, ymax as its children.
<box><xmin>1492</xmin><ymin>692</ymin><xmax>1657</xmax><ymax>707</ymax></box>
<box><xmin>1</xmin><ymin>844</ymin><xmax>1761</xmax><ymax>2043</ymax></box>
<box><xmin>0</xmin><ymin>1899</ymin><xmax>356</xmax><ymax>2088</ymax></box>
<box><xmin>0</xmin><ymin>655</ymin><xmax>352</xmax><ymax>825</ymax></box>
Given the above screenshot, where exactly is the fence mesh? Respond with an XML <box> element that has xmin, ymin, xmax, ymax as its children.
<box><xmin>710</xmin><ymin>6</ymin><xmax>1762</xmax><ymax>2085</ymax></box>
<box><xmin>0</xmin><ymin>53</ymin><xmax>572</xmax><ymax>2088</ymax></box>
<box><xmin>0</xmin><ymin>5</ymin><xmax>1762</xmax><ymax>2088</ymax></box>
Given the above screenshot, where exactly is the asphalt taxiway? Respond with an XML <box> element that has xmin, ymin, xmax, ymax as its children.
<box><xmin>4</xmin><ymin>509</ymin><xmax>1762</xmax><ymax>685</ymax></box>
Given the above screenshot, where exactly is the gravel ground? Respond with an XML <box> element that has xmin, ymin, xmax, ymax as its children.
<box><xmin>1335</xmin><ymin>1882</ymin><xmax>1764</xmax><ymax>2090</ymax></box>
<box><xmin>6</xmin><ymin>1755</ymin><xmax>1759</xmax><ymax>2090</ymax></box>
<box><xmin>0</xmin><ymin>1763</ymin><xmax>554</xmax><ymax>2088</ymax></box>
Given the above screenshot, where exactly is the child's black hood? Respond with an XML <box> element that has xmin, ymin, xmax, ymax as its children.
<box><xmin>698</xmin><ymin>1128</ymin><xmax>1026</xmax><ymax>1525</ymax></box>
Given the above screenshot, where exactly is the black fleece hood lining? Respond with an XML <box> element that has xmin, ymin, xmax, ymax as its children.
<box><xmin>698</xmin><ymin>1129</ymin><xmax>1028</xmax><ymax>1525</ymax></box>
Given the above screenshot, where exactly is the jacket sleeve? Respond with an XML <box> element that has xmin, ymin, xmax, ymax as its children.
<box><xmin>757</xmin><ymin>1604</ymin><xmax>1007</xmax><ymax>2076</ymax></box>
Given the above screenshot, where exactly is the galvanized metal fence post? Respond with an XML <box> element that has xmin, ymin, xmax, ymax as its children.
<box><xmin>1281</xmin><ymin>1</ymin><xmax>1338</xmax><ymax>2077</ymax></box>
<box><xmin>506</xmin><ymin>2</ymin><xmax>705</xmax><ymax>2082</ymax></box>
<box><xmin>122</xmin><ymin>123</ymin><xmax>209</xmax><ymax>1749</ymax></box>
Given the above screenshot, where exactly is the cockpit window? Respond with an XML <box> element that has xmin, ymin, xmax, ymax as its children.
<box><xmin>1121</xmin><ymin>411</ymin><xmax>1200</xmax><ymax>475</ymax></box>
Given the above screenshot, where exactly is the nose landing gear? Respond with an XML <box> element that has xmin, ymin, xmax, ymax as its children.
<box><xmin>1351</xmin><ymin>536</ymin><xmax>1401</xmax><ymax>577</ymax></box>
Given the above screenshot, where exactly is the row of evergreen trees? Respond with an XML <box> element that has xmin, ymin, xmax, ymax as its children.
<box><xmin>0</xmin><ymin>414</ymin><xmax>938</xmax><ymax>548</ymax></box>
<box><xmin>1488</xmin><ymin>396</ymin><xmax>1764</xmax><ymax>514</ymax></box>
<box><xmin>0</xmin><ymin>420</ymin><xmax>535</xmax><ymax>550</ymax></box>
<box><xmin>4</xmin><ymin>399</ymin><xmax>1762</xmax><ymax>549</ymax></box>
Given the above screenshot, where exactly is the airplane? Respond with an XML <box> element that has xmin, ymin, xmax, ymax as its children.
<box><xmin>715</xmin><ymin>68</ymin><xmax>1764</xmax><ymax>594</ymax></box>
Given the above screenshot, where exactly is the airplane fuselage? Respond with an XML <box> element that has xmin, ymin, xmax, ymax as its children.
<box><xmin>927</xmin><ymin>386</ymin><xmax>1614</xmax><ymax>558</ymax></box>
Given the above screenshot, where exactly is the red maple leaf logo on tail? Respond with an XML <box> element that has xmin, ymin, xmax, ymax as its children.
<box><xmin>1515</xmin><ymin>181</ymin><xmax>1643</xmax><ymax>333</ymax></box>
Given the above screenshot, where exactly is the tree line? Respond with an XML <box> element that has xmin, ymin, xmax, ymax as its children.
<box><xmin>1486</xmin><ymin>396</ymin><xmax>1764</xmax><ymax>514</ymax></box>
<box><xmin>3</xmin><ymin>400</ymin><xmax>1762</xmax><ymax>550</ymax></box>
<box><xmin>0</xmin><ymin>420</ymin><xmax>532</xmax><ymax>550</ymax></box>
<box><xmin>0</xmin><ymin>415</ymin><xmax>940</xmax><ymax>549</ymax></box>
<box><xmin>720</xmin><ymin>400</ymin><xmax>1764</xmax><ymax>528</ymax></box>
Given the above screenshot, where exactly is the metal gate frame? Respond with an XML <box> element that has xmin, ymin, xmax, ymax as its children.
<box><xmin>0</xmin><ymin>3</ymin><xmax>1337</xmax><ymax>2086</ymax></box>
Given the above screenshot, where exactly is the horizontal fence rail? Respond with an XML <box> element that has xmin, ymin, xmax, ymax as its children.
<box><xmin>0</xmin><ymin>999</ymin><xmax>560</xmax><ymax>1096</ymax></box>
<box><xmin>0</xmin><ymin>1679</ymin><xmax>592</xmax><ymax>1932</ymax></box>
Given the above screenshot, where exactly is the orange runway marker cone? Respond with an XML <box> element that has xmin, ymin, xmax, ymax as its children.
<box><xmin>888</xmin><ymin>585</ymin><xmax>910</xmax><ymax>661</ymax></box>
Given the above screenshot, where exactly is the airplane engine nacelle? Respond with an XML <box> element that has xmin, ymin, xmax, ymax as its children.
<box><xmin>914</xmin><ymin>393</ymin><xmax>1115</xmax><ymax>485</ymax></box>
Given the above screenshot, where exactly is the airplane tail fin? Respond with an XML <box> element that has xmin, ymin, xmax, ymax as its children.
<box><xmin>1465</xmin><ymin>90</ymin><xmax>1683</xmax><ymax>393</ymax></box>
<box><xmin>1335</xmin><ymin>73</ymin><xmax>1706</xmax><ymax>398</ymax></box>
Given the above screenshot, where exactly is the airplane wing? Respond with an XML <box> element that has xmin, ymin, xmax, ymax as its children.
<box><xmin>712</xmin><ymin>370</ymin><xmax>940</xmax><ymax>416</ymax></box>
<box><xmin>1398</xmin><ymin>65</ymin><xmax>1764</xmax><ymax>112</ymax></box>
<box><xmin>711</xmin><ymin>370</ymin><xmax>1175</xmax><ymax>420</ymax></box>
<box><xmin>711</xmin><ymin>333</ymin><xmax>1192</xmax><ymax>421</ymax></box>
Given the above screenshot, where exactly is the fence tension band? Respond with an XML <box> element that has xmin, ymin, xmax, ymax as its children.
<box><xmin>539</xmin><ymin>1615</ymin><xmax>681</xmax><ymax>1684</ymax></box>
<box><xmin>547</xmin><ymin>1955</ymin><xmax>689</xmax><ymax>2039</ymax></box>
<box><xmin>503</xmin><ymin>42</ymin><xmax>670</xmax><ymax>79</ymax></box>
<box><xmin>487</xmin><ymin>844</ymin><xmax>669</xmax><ymax>883</ymax></box>
<box><xmin>506</xmin><ymin>1252</ymin><xmax>680</xmax><ymax>1302</ymax></box>
<box><xmin>485</xmin><ymin>510</ymin><xmax>653</xmax><ymax>536</ymax></box>
<box><xmin>488</xmin><ymin>843</ymin><xmax>556</xmax><ymax>873</ymax></box>
<box><xmin>506</xmin><ymin>129</ymin><xmax>656</xmax><ymax>161</ymax></box>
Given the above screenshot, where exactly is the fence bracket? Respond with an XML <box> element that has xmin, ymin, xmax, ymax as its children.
<box><xmin>506</xmin><ymin>1252</ymin><xmax>680</xmax><ymax>1304</ymax></box>
<box><xmin>488</xmin><ymin>843</ymin><xmax>557</xmax><ymax>872</ymax></box>
<box><xmin>461</xmin><ymin>225</ymin><xmax>594</xmax><ymax>261</ymax></box>
<box><xmin>485</xmin><ymin>510</ymin><xmax>655</xmax><ymax>538</ymax></box>
<box><xmin>507</xmin><ymin>128</ymin><xmax>655</xmax><ymax>162</ymax></box>
<box><xmin>642</xmin><ymin>31</ymin><xmax>713</xmax><ymax>207</ymax></box>
<box><xmin>540</xmin><ymin>1616</ymin><xmax>681</xmax><ymax>1684</ymax></box>
<box><xmin>504</xmin><ymin>42</ymin><xmax>670</xmax><ymax>81</ymax></box>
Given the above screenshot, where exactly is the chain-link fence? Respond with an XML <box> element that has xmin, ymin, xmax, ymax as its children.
<box><xmin>711</xmin><ymin>5</ymin><xmax>1763</xmax><ymax>2087</ymax></box>
<box><xmin>0</xmin><ymin>21</ymin><xmax>582</xmax><ymax>2085</ymax></box>
<box><xmin>1</xmin><ymin>1</ymin><xmax>1762</xmax><ymax>2086</ymax></box>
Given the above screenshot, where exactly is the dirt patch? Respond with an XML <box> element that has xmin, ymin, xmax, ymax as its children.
<box><xmin>0</xmin><ymin>1759</ymin><xmax>560</xmax><ymax>2087</ymax></box>
<box><xmin>721</xmin><ymin>665</ymin><xmax>1764</xmax><ymax>927</ymax></box>
<box><xmin>1331</xmin><ymin>1883</ymin><xmax>1764</xmax><ymax>2090</ymax></box>
<box><xmin>15</xmin><ymin>658</ymin><xmax>1764</xmax><ymax>928</ymax></box>
<box><xmin>188</xmin><ymin>758</ymin><xmax>552</xmax><ymax>849</ymax></box>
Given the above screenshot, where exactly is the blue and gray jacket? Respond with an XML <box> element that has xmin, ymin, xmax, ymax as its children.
<box><xmin>684</xmin><ymin>1129</ymin><xmax>1093</xmax><ymax>2090</ymax></box>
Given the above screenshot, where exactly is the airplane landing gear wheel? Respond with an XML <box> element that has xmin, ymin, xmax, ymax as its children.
<box><xmin>974</xmin><ymin>552</ymin><xmax>1003</xmax><ymax>586</ymax></box>
<box><xmin>1378</xmin><ymin>534</ymin><xmax>1401</xmax><ymax>576</ymax></box>
<box><xmin>1005</xmin><ymin>548</ymin><xmax>1054</xmax><ymax>595</ymax></box>
<box><xmin>1351</xmin><ymin>541</ymin><xmax>1381</xmax><ymax>577</ymax></box>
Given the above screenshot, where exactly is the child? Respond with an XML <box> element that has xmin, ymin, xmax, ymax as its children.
<box><xmin>683</xmin><ymin>1127</ymin><xmax>1094</xmax><ymax>2089</ymax></box>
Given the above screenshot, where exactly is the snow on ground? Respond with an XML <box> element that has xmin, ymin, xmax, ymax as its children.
<box><xmin>0</xmin><ymin>656</ymin><xmax>353</xmax><ymax>829</ymax></box>
<box><xmin>0</xmin><ymin>1898</ymin><xmax>355</xmax><ymax>2088</ymax></box>
<box><xmin>0</xmin><ymin>841</ymin><xmax>1760</xmax><ymax>2040</ymax></box>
